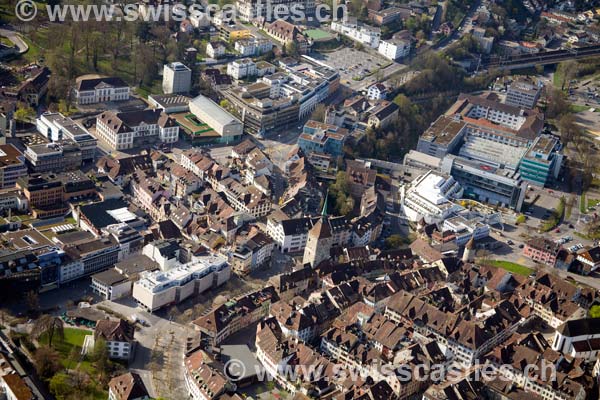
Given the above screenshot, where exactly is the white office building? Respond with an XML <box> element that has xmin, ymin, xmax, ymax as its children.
<box><xmin>235</xmin><ymin>37</ymin><xmax>273</xmax><ymax>56</ymax></box>
<box><xmin>132</xmin><ymin>254</ymin><xmax>230</xmax><ymax>312</ymax></box>
<box><xmin>400</xmin><ymin>170</ymin><xmax>464</xmax><ymax>224</ymax></box>
<box><xmin>163</xmin><ymin>62</ymin><xmax>192</xmax><ymax>94</ymax></box>
<box><xmin>36</xmin><ymin>112</ymin><xmax>97</xmax><ymax>161</ymax></box>
<box><xmin>227</xmin><ymin>58</ymin><xmax>258</xmax><ymax>80</ymax></box>
<box><xmin>378</xmin><ymin>37</ymin><xmax>411</xmax><ymax>60</ymax></box>
<box><xmin>331</xmin><ymin>19</ymin><xmax>380</xmax><ymax>48</ymax></box>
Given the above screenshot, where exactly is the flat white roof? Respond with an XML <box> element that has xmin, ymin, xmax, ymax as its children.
<box><xmin>107</xmin><ymin>207</ymin><xmax>137</xmax><ymax>223</ymax></box>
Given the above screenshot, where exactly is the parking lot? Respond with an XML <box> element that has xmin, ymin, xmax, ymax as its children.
<box><xmin>312</xmin><ymin>47</ymin><xmax>389</xmax><ymax>84</ymax></box>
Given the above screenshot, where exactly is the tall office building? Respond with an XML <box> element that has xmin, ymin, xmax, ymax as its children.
<box><xmin>162</xmin><ymin>62</ymin><xmax>192</xmax><ymax>94</ymax></box>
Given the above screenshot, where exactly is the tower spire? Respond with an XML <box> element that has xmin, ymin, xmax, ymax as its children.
<box><xmin>322</xmin><ymin>190</ymin><xmax>328</xmax><ymax>218</ymax></box>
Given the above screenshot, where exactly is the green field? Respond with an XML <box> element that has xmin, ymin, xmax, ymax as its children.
<box><xmin>304</xmin><ymin>29</ymin><xmax>334</xmax><ymax>41</ymax></box>
<box><xmin>486</xmin><ymin>260</ymin><xmax>534</xmax><ymax>276</ymax></box>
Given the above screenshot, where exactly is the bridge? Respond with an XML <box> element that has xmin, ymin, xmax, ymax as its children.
<box><xmin>481</xmin><ymin>44</ymin><xmax>600</xmax><ymax>70</ymax></box>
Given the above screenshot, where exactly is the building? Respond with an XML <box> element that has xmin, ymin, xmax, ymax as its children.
<box><xmin>378</xmin><ymin>36</ymin><xmax>411</xmax><ymax>60</ymax></box>
<box><xmin>346</xmin><ymin>160</ymin><xmax>377</xmax><ymax>198</ymax></box>
<box><xmin>416</xmin><ymin>115</ymin><xmax>468</xmax><ymax>158</ymax></box>
<box><xmin>60</xmin><ymin>236</ymin><xmax>121</xmax><ymax>283</ymax></box>
<box><xmin>207</xmin><ymin>41</ymin><xmax>227</xmax><ymax>59</ymax></box>
<box><xmin>297</xmin><ymin>120</ymin><xmax>348</xmax><ymax>164</ymax></box>
<box><xmin>91</xmin><ymin>268</ymin><xmax>133</xmax><ymax>301</ymax></box>
<box><xmin>472</xmin><ymin>27</ymin><xmax>494</xmax><ymax>54</ymax></box>
<box><xmin>331</xmin><ymin>18</ymin><xmax>381</xmax><ymax>48</ymax></box>
<box><xmin>523</xmin><ymin>237</ymin><xmax>560</xmax><ymax>266</ymax></box>
<box><xmin>231</xmin><ymin>231</ymin><xmax>275</xmax><ymax>275</ymax></box>
<box><xmin>24</xmin><ymin>141</ymin><xmax>82</xmax><ymax>173</ymax></box>
<box><xmin>518</xmin><ymin>134</ymin><xmax>563</xmax><ymax>187</ymax></box>
<box><xmin>505</xmin><ymin>78</ymin><xmax>543</xmax><ymax>109</ymax></box>
<box><xmin>263</xmin><ymin>19</ymin><xmax>309</xmax><ymax>54</ymax></box>
<box><xmin>91</xmin><ymin>319</ymin><xmax>135</xmax><ymax>361</ymax></box>
<box><xmin>108</xmin><ymin>372</ymin><xmax>150</xmax><ymax>400</ymax></box>
<box><xmin>184</xmin><ymin>351</ymin><xmax>229</xmax><ymax>400</ymax></box>
<box><xmin>552</xmin><ymin>318</ymin><xmax>600</xmax><ymax>361</ymax></box>
<box><xmin>400</xmin><ymin>171</ymin><xmax>464</xmax><ymax>224</ymax></box>
<box><xmin>367</xmin><ymin>101</ymin><xmax>399</xmax><ymax>128</ymax></box>
<box><xmin>16</xmin><ymin>174</ymin><xmax>68</xmax><ymax>218</ymax></box>
<box><xmin>162</xmin><ymin>62</ymin><xmax>192</xmax><ymax>94</ymax></box>
<box><xmin>0</xmin><ymin>188</ymin><xmax>28</xmax><ymax>212</ymax></box>
<box><xmin>95</xmin><ymin>109</ymin><xmax>179</xmax><ymax>151</ymax></box>
<box><xmin>234</xmin><ymin>37</ymin><xmax>273</xmax><ymax>56</ymax></box>
<box><xmin>193</xmin><ymin>286</ymin><xmax>278</xmax><ymax>346</ymax></box>
<box><xmin>366</xmin><ymin>83</ymin><xmax>387</xmax><ymax>100</ymax></box>
<box><xmin>1</xmin><ymin>374</ymin><xmax>33</xmax><ymax>400</ymax></box>
<box><xmin>219</xmin><ymin>23</ymin><xmax>251</xmax><ymax>42</ymax></box>
<box><xmin>0</xmin><ymin>144</ymin><xmax>27</xmax><ymax>189</ymax></box>
<box><xmin>74</xmin><ymin>76</ymin><xmax>130</xmax><ymax>105</ymax></box>
<box><xmin>36</xmin><ymin>113</ymin><xmax>96</xmax><ymax>161</ymax></box>
<box><xmin>302</xmin><ymin>213</ymin><xmax>333</xmax><ymax>267</ymax></box>
<box><xmin>227</xmin><ymin>58</ymin><xmax>258</xmax><ymax>80</ymax></box>
<box><xmin>0</xmin><ymin>100</ymin><xmax>15</xmax><ymax>140</ymax></box>
<box><xmin>441</xmin><ymin>155</ymin><xmax>527</xmax><ymax>211</ymax></box>
<box><xmin>222</xmin><ymin>59</ymin><xmax>339</xmax><ymax>135</ymax></box>
<box><xmin>148</xmin><ymin>93</ymin><xmax>191</xmax><ymax>114</ymax></box>
<box><xmin>576</xmin><ymin>246</ymin><xmax>600</xmax><ymax>274</ymax></box>
<box><xmin>132</xmin><ymin>254</ymin><xmax>230</xmax><ymax>312</ymax></box>
<box><xmin>188</xmin><ymin>95</ymin><xmax>243</xmax><ymax>144</ymax></box>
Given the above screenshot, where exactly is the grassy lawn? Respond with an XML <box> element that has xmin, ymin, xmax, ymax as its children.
<box><xmin>570</xmin><ymin>104</ymin><xmax>592</xmax><ymax>113</ymax></box>
<box><xmin>19</xmin><ymin>35</ymin><xmax>43</xmax><ymax>64</ymax></box>
<box><xmin>588</xmin><ymin>198</ymin><xmax>600</xmax><ymax>208</ymax></box>
<box><xmin>581</xmin><ymin>193</ymin><xmax>587</xmax><ymax>213</ymax></box>
<box><xmin>38</xmin><ymin>327</ymin><xmax>90</xmax><ymax>368</ymax></box>
<box><xmin>486</xmin><ymin>260</ymin><xmax>534</xmax><ymax>276</ymax></box>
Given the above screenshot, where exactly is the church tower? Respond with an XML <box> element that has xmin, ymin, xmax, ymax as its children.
<box><xmin>462</xmin><ymin>236</ymin><xmax>476</xmax><ymax>263</ymax></box>
<box><xmin>302</xmin><ymin>194</ymin><xmax>333</xmax><ymax>267</ymax></box>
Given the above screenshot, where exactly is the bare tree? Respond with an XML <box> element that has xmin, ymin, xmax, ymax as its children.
<box><xmin>31</xmin><ymin>315</ymin><xmax>64</xmax><ymax>347</ymax></box>
<box><xmin>25</xmin><ymin>291</ymin><xmax>39</xmax><ymax>313</ymax></box>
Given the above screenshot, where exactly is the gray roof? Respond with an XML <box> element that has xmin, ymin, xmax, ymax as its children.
<box><xmin>92</xmin><ymin>268</ymin><xmax>128</xmax><ymax>286</ymax></box>
<box><xmin>190</xmin><ymin>95</ymin><xmax>241</xmax><ymax>127</ymax></box>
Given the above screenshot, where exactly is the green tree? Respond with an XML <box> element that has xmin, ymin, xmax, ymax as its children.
<box><xmin>14</xmin><ymin>106</ymin><xmax>35</xmax><ymax>124</ymax></box>
<box><xmin>385</xmin><ymin>234</ymin><xmax>406</xmax><ymax>249</ymax></box>
<box><xmin>49</xmin><ymin>373</ymin><xmax>73</xmax><ymax>399</ymax></box>
<box><xmin>589</xmin><ymin>305</ymin><xmax>600</xmax><ymax>318</ymax></box>
<box><xmin>285</xmin><ymin>41</ymin><xmax>298</xmax><ymax>56</ymax></box>
<box><xmin>92</xmin><ymin>338</ymin><xmax>110</xmax><ymax>381</ymax></box>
